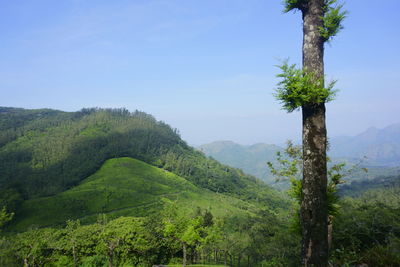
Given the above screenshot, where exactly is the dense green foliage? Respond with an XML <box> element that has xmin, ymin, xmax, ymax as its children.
<box><xmin>332</xmin><ymin>184</ymin><xmax>400</xmax><ymax>266</ymax></box>
<box><xmin>0</xmin><ymin>205</ymin><xmax>299</xmax><ymax>267</ymax></box>
<box><xmin>3</xmin><ymin>182</ymin><xmax>399</xmax><ymax>266</ymax></box>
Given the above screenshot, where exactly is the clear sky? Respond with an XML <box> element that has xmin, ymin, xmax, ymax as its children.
<box><xmin>1</xmin><ymin>0</ymin><xmax>399</xmax><ymax>145</ymax></box>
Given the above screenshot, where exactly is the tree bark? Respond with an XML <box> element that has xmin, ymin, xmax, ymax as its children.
<box><xmin>73</xmin><ymin>245</ymin><xmax>77</xmax><ymax>267</ymax></box>
<box><xmin>224</xmin><ymin>251</ymin><xmax>227</xmax><ymax>266</ymax></box>
<box><xmin>108</xmin><ymin>245</ymin><xmax>115</xmax><ymax>267</ymax></box>
<box><xmin>182</xmin><ymin>242</ymin><xmax>187</xmax><ymax>267</ymax></box>
<box><xmin>328</xmin><ymin>215</ymin><xmax>333</xmax><ymax>250</ymax></box>
<box><xmin>300</xmin><ymin>0</ymin><xmax>329</xmax><ymax>266</ymax></box>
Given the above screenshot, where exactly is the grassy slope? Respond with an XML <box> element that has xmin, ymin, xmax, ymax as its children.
<box><xmin>10</xmin><ymin>157</ymin><xmax>259</xmax><ymax>232</ymax></box>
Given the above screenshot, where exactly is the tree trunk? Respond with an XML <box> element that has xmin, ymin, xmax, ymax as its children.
<box><xmin>328</xmin><ymin>215</ymin><xmax>333</xmax><ymax>250</ymax></box>
<box><xmin>73</xmin><ymin>245</ymin><xmax>77</xmax><ymax>267</ymax></box>
<box><xmin>182</xmin><ymin>243</ymin><xmax>187</xmax><ymax>267</ymax></box>
<box><xmin>224</xmin><ymin>251</ymin><xmax>227</xmax><ymax>266</ymax></box>
<box><xmin>300</xmin><ymin>0</ymin><xmax>329</xmax><ymax>266</ymax></box>
<box><xmin>108</xmin><ymin>247</ymin><xmax>114</xmax><ymax>267</ymax></box>
<box><xmin>301</xmin><ymin>104</ymin><xmax>328</xmax><ymax>266</ymax></box>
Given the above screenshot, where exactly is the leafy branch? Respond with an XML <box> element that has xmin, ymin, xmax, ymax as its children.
<box><xmin>320</xmin><ymin>0</ymin><xmax>348</xmax><ymax>42</ymax></box>
<box><xmin>274</xmin><ymin>60</ymin><xmax>337</xmax><ymax>112</ymax></box>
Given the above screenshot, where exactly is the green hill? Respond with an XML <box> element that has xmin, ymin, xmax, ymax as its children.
<box><xmin>0</xmin><ymin>107</ymin><xmax>286</xmax><ymax>232</ymax></box>
<box><xmin>10</xmin><ymin>157</ymin><xmax>259</xmax><ymax>232</ymax></box>
<box><xmin>0</xmin><ymin>108</ymin><xmax>282</xmax><ymax>203</ymax></box>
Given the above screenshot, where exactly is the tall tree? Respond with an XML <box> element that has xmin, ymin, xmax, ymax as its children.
<box><xmin>275</xmin><ymin>0</ymin><xmax>346</xmax><ymax>266</ymax></box>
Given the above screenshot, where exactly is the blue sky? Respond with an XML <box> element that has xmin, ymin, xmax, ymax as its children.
<box><xmin>1</xmin><ymin>0</ymin><xmax>399</xmax><ymax>145</ymax></box>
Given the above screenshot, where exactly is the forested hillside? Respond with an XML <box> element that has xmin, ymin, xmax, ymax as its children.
<box><xmin>332</xmin><ymin>177</ymin><xmax>400</xmax><ymax>266</ymax></box>
<box><xmin>9</xmin><ymin>157</ymin><xmax>264</xmax><ymax>232</ymax></box>
<box><xmin>339</xmin><ymin>172</ymin><xmax>400</xmax><ymax>197</ymax></box>
<box><xmin>0</xmin><ymin>107</ymin><xmax>282</xmax><ymax>217</ymax></box>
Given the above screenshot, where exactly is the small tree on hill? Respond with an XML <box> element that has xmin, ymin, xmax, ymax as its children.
<box><xmin>162</xmin><ymin>203</ymin><xmax>205</xmax><ymax>267</ymax></box>
<box><xmin>0</xmin><ymin>207</ymin><xmax>13</xmax><ymax>231</ymax></box>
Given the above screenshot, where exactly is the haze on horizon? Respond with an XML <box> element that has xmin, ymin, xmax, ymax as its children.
<box><xmin>1</xmin><ymin>0</ymin><xmax>399</xmax><ymax>145</ymax></box>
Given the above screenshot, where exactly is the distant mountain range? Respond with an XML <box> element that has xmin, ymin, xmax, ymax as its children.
<box><xmin>329</xmin><ymin>123</ymin><xmax>400</xmax><ymax>166</ymax></box>
<box><xmin>199</xmin><ymin>123</ymin><xmax>400</xmax><ymax>184</ymax></box>
<box><xmin>199</xmin><ymin>141</ymin><xmax>281</xmax><ymax>183</ymax></box>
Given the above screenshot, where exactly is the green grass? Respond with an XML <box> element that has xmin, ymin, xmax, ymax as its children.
<box><xmin>10</xmin><ymin>157</ymin><xmax>258</xmax><ymax>232</ymax></box>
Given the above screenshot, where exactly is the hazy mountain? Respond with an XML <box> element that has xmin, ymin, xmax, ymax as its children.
<box><xmin>199</xmin><ymin>141</ymin><xmax>282</xmax><ymax>184</ymax></box>
<box><xmin>200</xmin><ymin>123</ymin><xmax>400</xmax><ymax>184</ymax></box>
<box><xmin>329</xmin><ymin>123</ymin><xmax>400</xmax><ymax>166</ymax></box>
